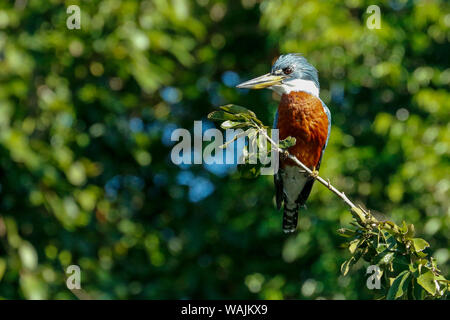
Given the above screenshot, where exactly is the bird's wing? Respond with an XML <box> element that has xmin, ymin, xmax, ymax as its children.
<box><xmin>273</xmin><ymin>111</ymin><xmax>284</xmax><ymax>209</ymax></box>
<box><xmin>321</xmin><ymin>99</ymin><xmax>332</xmax><ymax>150</ymax></box>
<box><xmin>274</xmin><ymin>101</ymin><xmax>331</xmax><ymax>209</ymax></box>
<box><xmin>295</xmin><ymin>100</ymin><xmax>331</xmax><ymax>206</ymax></box>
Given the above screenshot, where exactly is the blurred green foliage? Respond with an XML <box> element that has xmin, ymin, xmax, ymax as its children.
<box><xmin>0</xmin><ymin>0</ymin><xmax>448</xmax><ymax>299</ymax></box>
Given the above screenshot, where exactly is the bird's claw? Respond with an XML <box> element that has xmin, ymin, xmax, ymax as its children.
<box><xmin>280</xmin><ymin>150</ymin><xmax>289</xmax><ymax>161</ymax></box>
<box><xmin>310</xmin><ymin>167</ymin><xmax>319</xmax><ymax>179</ymax></box>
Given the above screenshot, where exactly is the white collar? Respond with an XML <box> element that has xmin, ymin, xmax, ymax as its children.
<box><xmin>270</xmin><ymin>79</ymin><xmax>319</xmax><ymax>97</ymax></box>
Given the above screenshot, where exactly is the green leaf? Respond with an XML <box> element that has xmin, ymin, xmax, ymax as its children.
<box><xmin>387</xmin><ymin>270</ymin><xmax>410</xmax><ymax>300</ymax></box>
<box><xmin>412</xmin><ymin>279</ymin><xmax>425</xmax><ymax>300</ymax></box>
<box><xmin>351</xmin><ymin>207</ymin><xmax>367</xmax><ymax>224</ymax></box>
<box><xmin>417</xmin><ymin>270</ymin><xmax>437</xmax><ymax>295</ymax></box>
<box><xmin>361</xmin><ymin>246</ymin><xmax>377</xmax><ymax>262</ymax></box>
<box><xmin>383</xmin><ymin>233</ymin><xmax>398</xmax><ymax>251</ymax></box>
<box><xmin>376</xmin><ymin>243</ymin><xmax>388</xmax><ymax>254</ymax></box>
<box><xmin>390</xmin><ymin>255</ymin><xmax>410</xmax><ymax>275</ymax></box>
<box><xmin>340</xmin><ymin>258</ymin><xmax>353</xmax><ymax>276</ymax></box>
<box><xmin>278</xmin><ymin>136</ymin><xmax>296</xmax><ymax>149</ymax></box>
<box><xmin>406</xmin><ymin>223</ymin><xmax>415</xmax><ymax>238</ymax></box>
<box><xmin>411</xmin><ymin>238</ymin><xmax>430</xmax><ymax>252</ymax></box>
<box><xmin>220</xmin><ymin>104</ymin><xmax>256</xmax><ymax>117</ymax></box>
<box><xmin>348</xmin><ymin>239</ymin><xmax>360</xmax><ymax>254</ymax></box>
<box><xmin>376</xmin><ymin>251</ymin><xmax>395</xmax><ymax>265</ymax></box>
<box><xmin>340</xmin><ymin>254</ymin><xmax>361</xmax><ymax>276</ymax></box>
<box><xmin>435</xmin><ymin>276</ymin><xmax>450</xmax><ymax>284</ymax></box>
<box><xmin>400</xmin><ymin>221</ymin><xmax>408</xmax><ymax>234</ymax></box>
<box><xmin>337</xmin><ymin>228</ymin><xmax>356</xmax><ymax>238</ymax></box>
<box><xmin>220</xmin><ymin>120</ymin><xmax>249</xmax><ymax>130</ymax></box>
<box><xmin>207</xmin><ymin>110</ymin><xmax>241</xmax><ymax>121</ymax></box>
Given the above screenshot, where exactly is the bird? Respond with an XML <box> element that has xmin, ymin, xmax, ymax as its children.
<box><xmin>236</xmin><ymin>53</ymin><xmax>331</xmax><ymax>233</ymax></box>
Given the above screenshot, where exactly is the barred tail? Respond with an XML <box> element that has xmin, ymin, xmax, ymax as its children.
<box><xmin>282</xmin><ymin>205</ymin><xmax>299</xmax><ymax>233</ymax></box>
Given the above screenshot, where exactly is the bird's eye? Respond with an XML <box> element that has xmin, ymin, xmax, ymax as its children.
<box><xmin>282</xmin><ymin>66</ymin><xmax>293</xmax><ymax>75</ymax></box>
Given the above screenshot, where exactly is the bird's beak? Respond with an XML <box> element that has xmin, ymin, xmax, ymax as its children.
<box><xmin>236</xmin><ymin>73</ymin><xmax>286</xmax><ymax>89</ymax></box>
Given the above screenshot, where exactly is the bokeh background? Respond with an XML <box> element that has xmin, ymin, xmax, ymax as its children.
<box><xmin>0</xmin><ymin>0</ymin><xmax>448</xmax><ymax>299</ymax></box>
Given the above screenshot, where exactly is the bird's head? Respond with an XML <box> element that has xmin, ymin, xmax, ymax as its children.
<box><xmin>236</xmin><ymin>53</ymin><xmax>319</xmax><ymax>97</ymax></box>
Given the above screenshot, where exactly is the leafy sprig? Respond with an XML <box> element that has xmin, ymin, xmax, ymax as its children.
<box><xmin>208</xmin><ymin>104</ymin><xmax>449</xmax><ymax>300</ymax></box>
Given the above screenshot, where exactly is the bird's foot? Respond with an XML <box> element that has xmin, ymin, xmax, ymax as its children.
<box><xmin>310</xmin><ymin>167</ymin><xmax>319</xmax><ymax>179</ymax></box>
<box><xmin>280</xmin><ymin>150</ymin><xmax>289</xmax><ymax>161</ymax></box>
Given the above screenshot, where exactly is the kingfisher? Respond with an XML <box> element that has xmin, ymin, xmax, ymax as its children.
<box><xmin>236</xmin><ymin>54</ymin><xmax>331</xmax><ymax>233</ymax></box>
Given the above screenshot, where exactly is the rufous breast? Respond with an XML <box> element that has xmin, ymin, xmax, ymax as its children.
<box><xmin>277</xmin><ymin>91</ymin><xmax>329</xmax><ymax>168</ymax></box>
